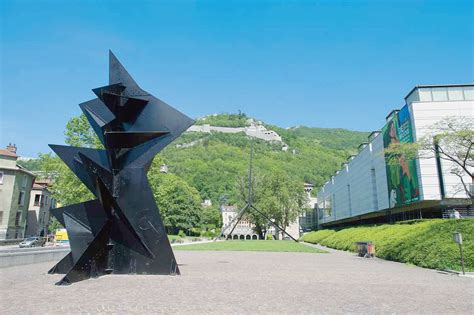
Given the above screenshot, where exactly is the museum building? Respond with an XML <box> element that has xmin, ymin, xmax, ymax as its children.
<box><xmin>317</xmin><ymin>84</ymin><xmax>474</xmax><ymax>227</ymax></box>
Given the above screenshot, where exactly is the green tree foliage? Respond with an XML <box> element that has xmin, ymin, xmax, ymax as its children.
<box><xmin>17</xmin><ymin>158</ymin><xmax>43</xmax><ymax>171</ymax></box>
<box><xmin>48</xmin><ymin>217</ymin><xmax>63</xmax><ymax>233</ymax></box>
<box><xmin>37</xmin><ymin>114</ymin><xmax>101</xmax><ymax>206</ymax></box>
<box><xmin>162</xmin><ymin>126</ymin><xmax>366</xmax><ymax>203</ymax></box>
<box><xmin>259</xmin><ymin>171</ymin><xmax>308</xmax><ymax>238</ymax></box>
<box><xmin>236</xmin><ymin>170</ymin><xmax>307</xmax><ymax>238</ymax></box>
<box><xmin>148</xmin><ymin>159</ymin><xmax>203</xmax><ymax>234</ymax></box>
<box><xmin>39</xmin><ymin>152</ymin><xmax>94</xmax><ymax>206</ymax></box>
<box><xmin>64</xmin><ymin>114</ymin><xmax>103</xmax><ymax>148</ymax></box>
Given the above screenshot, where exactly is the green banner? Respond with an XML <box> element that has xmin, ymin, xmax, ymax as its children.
<box><xmin>382</xmin><ymin>105</ymin><xmax>420</xmax><ymax>207</ymax></box>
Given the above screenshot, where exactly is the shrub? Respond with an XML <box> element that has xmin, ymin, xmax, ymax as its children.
<box><xmin>302</xmin><ymin>219</ymin><xmax>474</xmax><ymax>272</ymax></box>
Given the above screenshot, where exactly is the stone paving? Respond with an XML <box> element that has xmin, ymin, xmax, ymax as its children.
<box><xmin>0</xmin><ymin>246</ymin><xmax>473</xmax><ymax>314</ymax></box>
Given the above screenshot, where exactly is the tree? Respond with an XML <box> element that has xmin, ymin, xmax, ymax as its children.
<box><xmin>39</xmin><ymin>152</ymin><xmax>94</xmax><ymax>206</ymax></box>
<box><xmin>48</xmin><ymin>217</ymin><xmax>62</xmax><ymax>234</ymax></box>
<box><xmin>258</xmin><ymin>171</ymin><xmax>307</xmax><ymax>239</ymax></box>
<box><xmin>236</xmin><ymin>169</ymin><xmax>308</xmax><ymax>239</ymax></box>
<box><xmin>385</xmin><ymin>116</ymin><xmax>473</xmax><ymax>199</ymax></box>
<box><xmin>37</xmin><ymin>114</ymin><xmax>101</xmax><ymax>206</ymax></box>
<box><xmin>148</xmin><ymin>158</ymin><xmax>203</xmax><ymax>234</ymax></box>
<box><xmin>201</xmin><ymin>205</ymin><xmax>222</xmax><ymax>228</ymax></box>
<box><xmin>64</xmin><ymin>114</ymin><xmax>103</xmax><ymax>148</ymax></box>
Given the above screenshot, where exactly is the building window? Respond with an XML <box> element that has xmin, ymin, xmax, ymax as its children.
<box><xmin>15</xmin><ymin>212</ymin><xmax>22</xmax><ymax>226</ymax></box>
<box><xmin>333</xmin><ymin>194</ymin><xmax>336</xmax><ymax>219</ymax></box>
<box><xmin>18</xmin><ymin>191</ymin><xmax>25</xmax><ymax>205</ymax></box>
<box><xmin>44</xmin><ymin>195</ymin><xmax>48</xmax><ymax>205</ymax></box>
<box><xmin>22</xmin><ymin>175</ymin><xmax>27</xmax><ymax>188</ymax></box>
<box><xmin>0</xmin><ymin>171</ymin><xmax>3</xmax><ymax>184</ymax></box>
<box><xmin>371</xmin><ymin>168</ymin><xmax>379</xmax><ymax>211</ymax></box>
<box><xmin>34</xmin><ymin>194</ymin><xmax>41</xmax><ymax>206</ymax></box>
<box><xmin>347</xmin><ymin>184</ymin><xmax>352</xmax><ymax>216</ymax></box>
<box><xmin>0</xmin><ymin>211</ymin><xmax>3</xmax><ymax>224</ymax></box>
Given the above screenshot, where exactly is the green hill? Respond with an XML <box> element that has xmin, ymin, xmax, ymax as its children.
<box><xmin>22</xmin><ymin>113</ymin><xmax>369</xmax><ymax>209</ymax></box>
<box><xmin>159</xmin><ymin>114</ymin><xmax>369</xmax><ymax>204</ymax></box>
<box><xmin>23</xmin><ymin>113</ymin><xmax>369</xmax><ymax>234</ymax></box>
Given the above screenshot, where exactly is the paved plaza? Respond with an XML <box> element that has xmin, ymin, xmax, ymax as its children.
<box><xmin>0</xmin><ymin>246</ymin><xmax>473</xmax><ymax>314</ymax></box>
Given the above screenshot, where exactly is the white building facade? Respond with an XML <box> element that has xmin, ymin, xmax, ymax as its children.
<box><xmin>220</xmin><ymin>205</ymin><xmax>259</xmax><ymax>240</ymax></box>
<box><xmin>317</xmin><ymin>84</ymin><xmax>473</xmax><ymax>226</ymax></box>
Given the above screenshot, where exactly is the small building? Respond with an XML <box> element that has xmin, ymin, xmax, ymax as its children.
<box><xmin>299</xmin><ymin>183</ymin><xmax>318</xmax><ymax>232</ymax></box>
<box><xmin>25</xmin><ymin>179</ymin><xmax>56</xmax><ymax>237</ymax></box>
<box><xmin>0</xmin><ymin>144</ymin><xmax>36</xmax><ymax>240</ymax></box>
<box><xmin>220</xmin><ymin>205</ymin><xmax>259</xmax><ymax>240</ymax></box>
<box><xmin>159</xmin><ymin>164</ymin><xmax>169</xmax><ymax>173</ymax></box>
<box><xmin>201</xmin><ymin>199</ymin><xmax>212</xmax><ymax>207</ymax></box>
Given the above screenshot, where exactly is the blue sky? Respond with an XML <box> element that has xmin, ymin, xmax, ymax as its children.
<box><xmin>1</xmin><ymin>0</ymin><xmax>473</xmax><ymax>157</ymax></box>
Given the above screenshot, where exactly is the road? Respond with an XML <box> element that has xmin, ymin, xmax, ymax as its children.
<box><xmin>0</xmin><ymin>246</ymin><xmax>472</xmax><ymax>314</ymax></box>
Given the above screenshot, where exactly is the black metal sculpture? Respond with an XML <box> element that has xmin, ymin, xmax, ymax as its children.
<box><xmin>48</xmin><ymin>51</ymin><xmax>194</xmax><ymax>285</ymax></box>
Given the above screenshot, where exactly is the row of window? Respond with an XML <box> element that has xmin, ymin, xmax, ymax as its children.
<box><xmin>0</xmin><ymin>210</ymin><xmax>47</xmax><ymax>227</ymax></box>
<box><xmin>0</xmin><ymin>211</ymin><xmax>23</xmax><ymax>226</ymax></box>
<box><xmin>0</xmin><ymin>172</ymin><xmax>29</xmax><ymax>187</ymax></box>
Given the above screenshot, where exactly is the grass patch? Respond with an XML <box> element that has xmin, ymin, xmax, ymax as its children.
<box><xmin>302</xmin><ymin>219</ymin><xmax>474</xmax><ymax>271</ymax></box>
<box><xmin>175</xmin><ymin>240</ymin><xmax>327</xmax><ymax>253</ymax></box>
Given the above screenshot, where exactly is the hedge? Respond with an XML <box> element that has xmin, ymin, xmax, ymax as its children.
<box><xmin>302</xmin><ymin>219</ymin><xmax>474</xmax><ymax>272</ymax></box>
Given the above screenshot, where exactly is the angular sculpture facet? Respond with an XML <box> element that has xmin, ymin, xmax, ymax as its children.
<box><xmin>49</xmin><ymin>51</ymin><xmax>194</xmax><ymax>285</ymax></box>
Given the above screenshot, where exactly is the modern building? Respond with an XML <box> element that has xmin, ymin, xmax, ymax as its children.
<box><xmin>317</xmin><ymin>84</ymin><xmax>474</xmax><ymax>227</ymax></box>
<box><xmin>0</xmin><ymin>144</ymin><xmax>36</xmax><ymax>239</ymax></box>
<box><xmin>25</xmin><ymin>179</ymin><xmax>56</xmax><ymax>237</ymax></box>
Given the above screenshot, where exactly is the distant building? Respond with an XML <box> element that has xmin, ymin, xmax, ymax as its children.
<box><xmin>187</xmin><ymin>122</ymin><xmax>282</xmax><ymax>142</ymax></box>
<box><xmin>317</xmin><ymin>84</ymin><xmax>474</xmax><ymax>228</ymax></box>
<box><xmin>159</xmin><ymin>164</ymin><xmax>169</xmax><ymax>173</ymax></box>
<box><xmin>25</xmin><ymin>179</ymin><xmax>56</xmax><ymax>237</ymax></box>
<box><xmin>201</xmin><ymin>199</ymin><xmax>212</xmax><ymax>207</ymax></box>
<box><xmin>220</xmin><ymin>205</ymin><xmax>259</xmax><ymax>240</ymax></box>
<box><xmin>299</xmin><ymin>183</ymin><xmax>318</xmax><ymax>232</ymax></box>
<box><xmin>0</xmin><ymin>144</ymin><xmax>36</xmax><ymax>239</ymax></box>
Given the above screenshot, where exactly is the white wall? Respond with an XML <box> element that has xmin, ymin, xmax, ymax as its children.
<box><xmin>409</xmin><ymin>96</ymin><xmax>473</xmax><ymax>200</ymax></box>
<box><xmin>317</xmin><ymin>85</ymin><xmax>473</xmax><ymax>225</ymax></box>
<box><xmin>317</xmin><ymin>132</ymin><xmax>389</xmax><ymax>224</ymax></box>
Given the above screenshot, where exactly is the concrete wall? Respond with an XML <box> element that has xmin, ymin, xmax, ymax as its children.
<box><xmin>0</xmin><ymin>248</ymin><xmax>69</xmax><ymax>268</ymax></box>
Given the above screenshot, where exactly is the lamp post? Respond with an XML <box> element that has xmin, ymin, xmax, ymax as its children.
<box><xmin>453</xmin><ymin>232</ymin><xmax>465</xmax><ymax>275</ymax></box>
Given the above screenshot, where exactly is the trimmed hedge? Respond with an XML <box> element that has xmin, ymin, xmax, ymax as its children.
<box><xmin>302</xmin><ymin>219</ymin><xmax>474</xmax><ymax>272</ymax></box>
